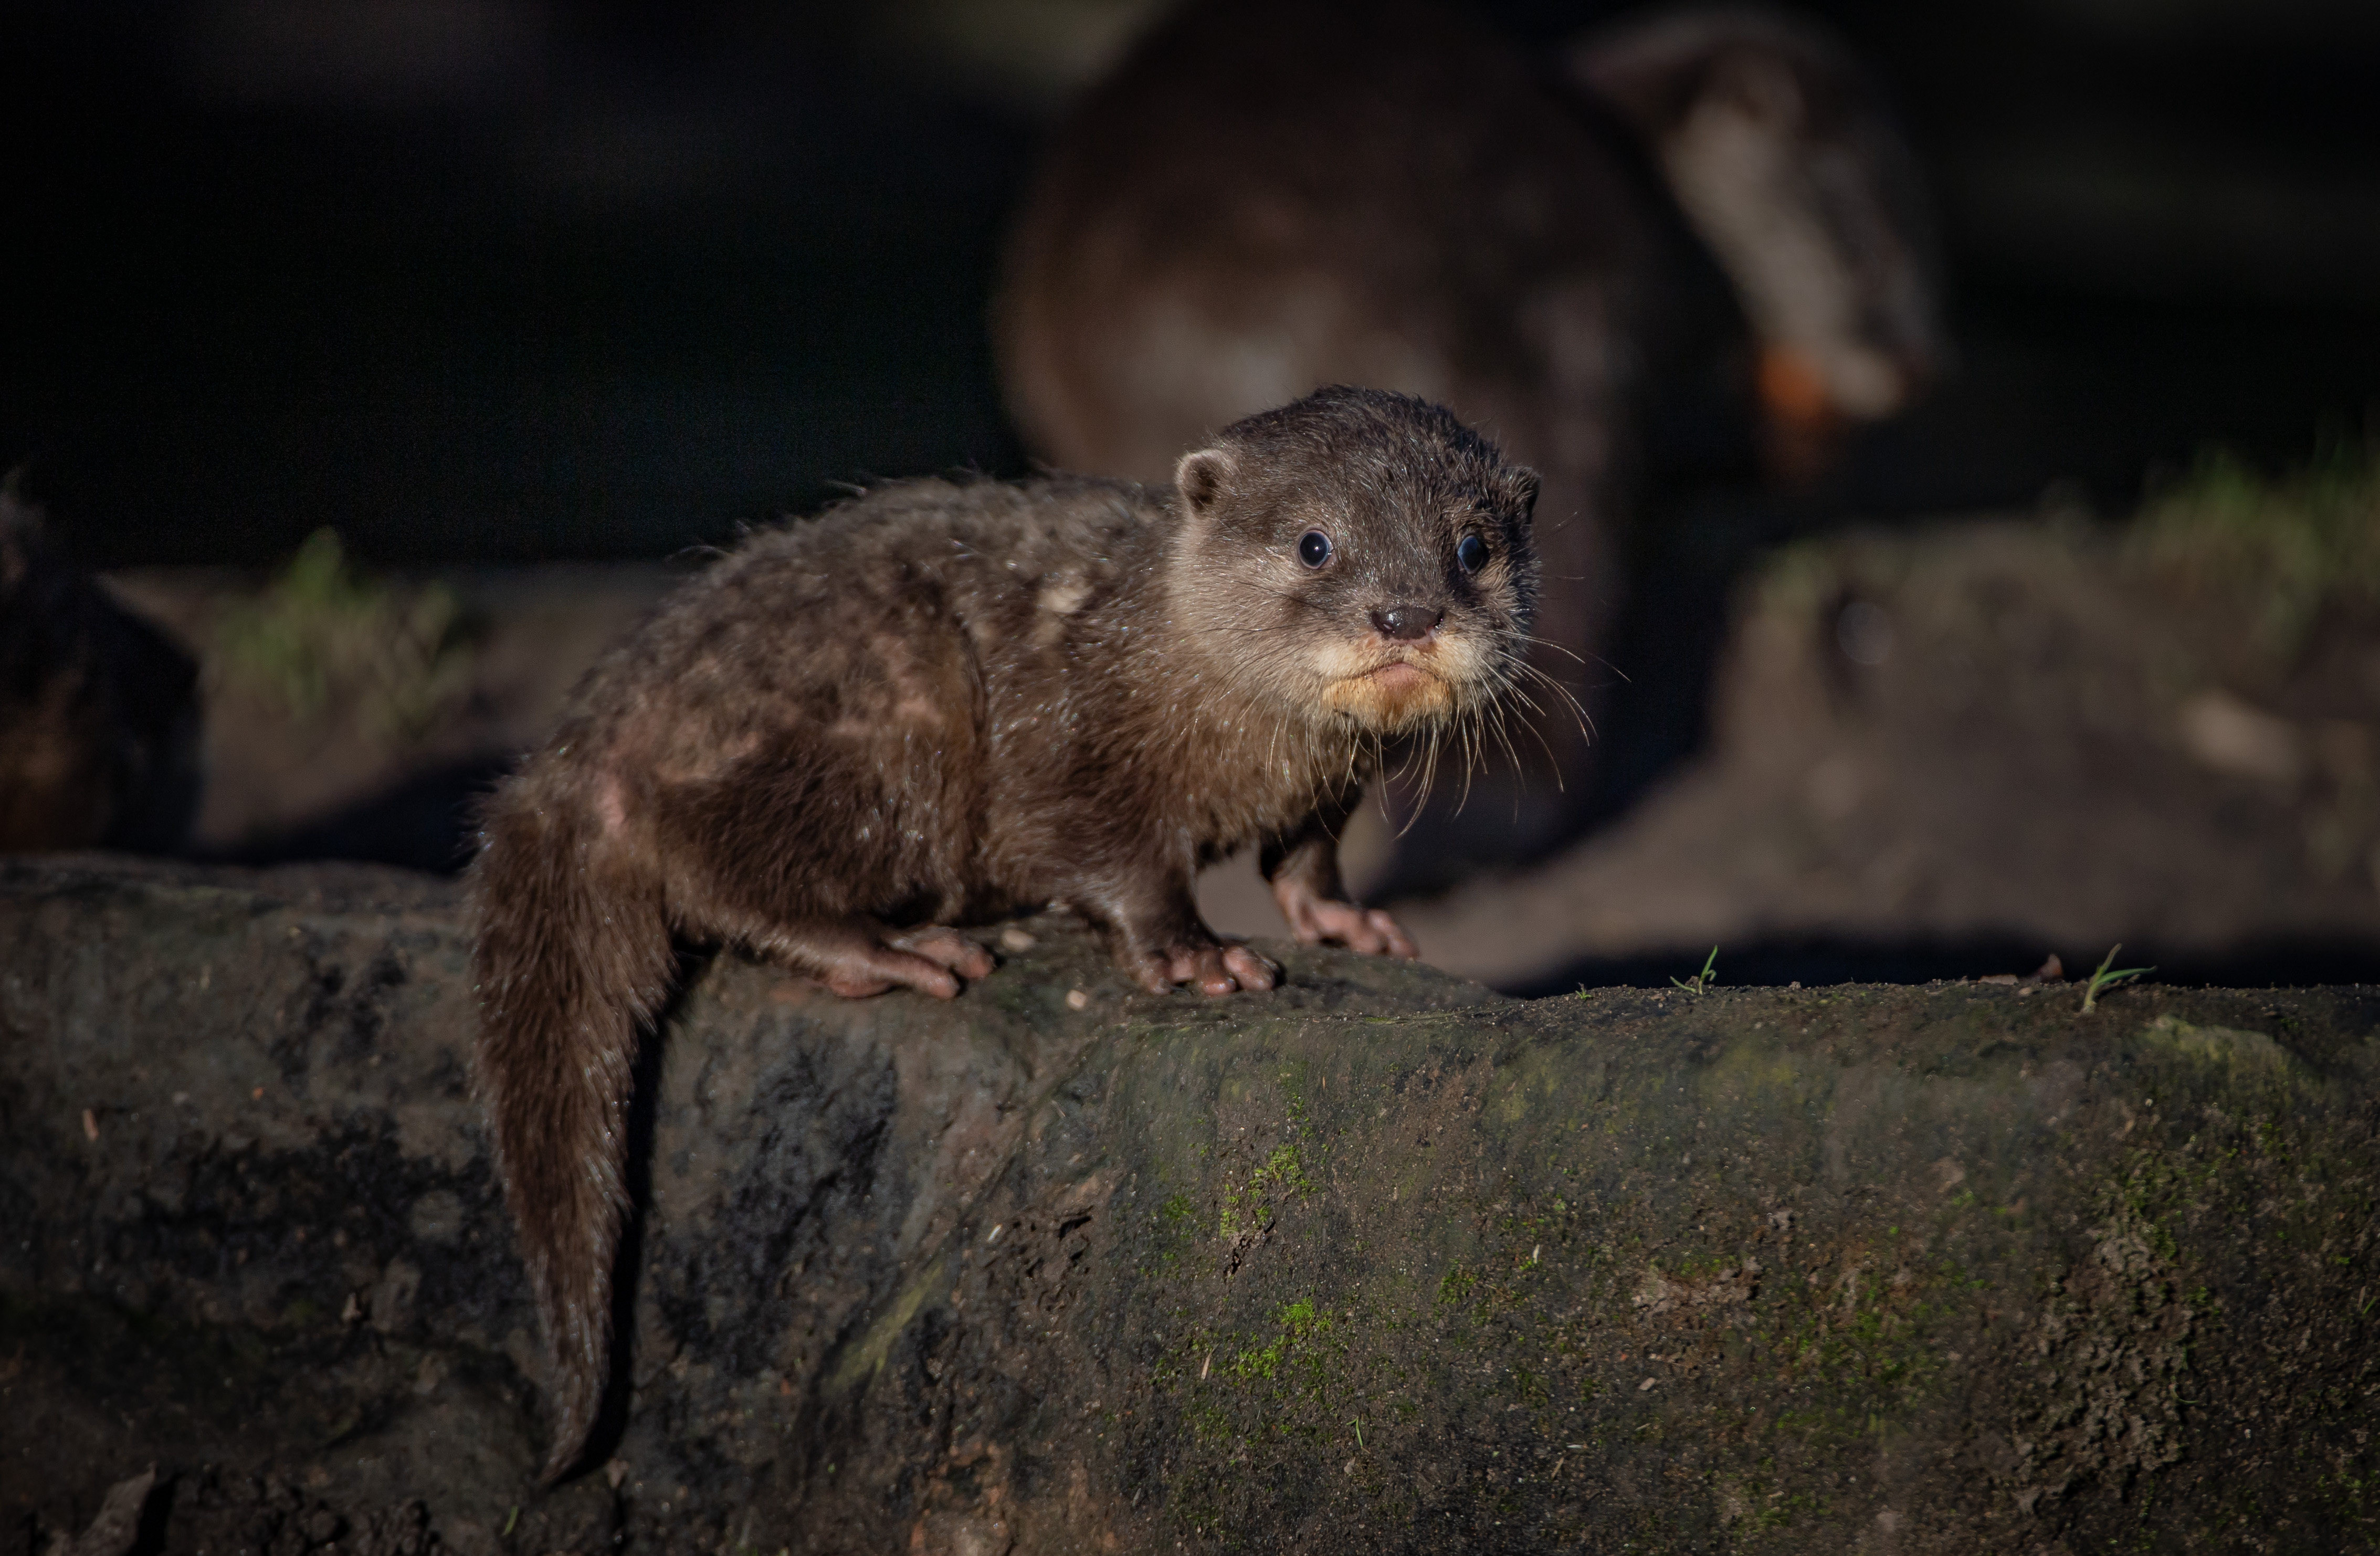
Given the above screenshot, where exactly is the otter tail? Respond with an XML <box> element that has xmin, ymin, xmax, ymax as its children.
<box><xmin>469</xmin><ymin>783</ymin><xmax>674</xmax><ymax>1484</ymax></box>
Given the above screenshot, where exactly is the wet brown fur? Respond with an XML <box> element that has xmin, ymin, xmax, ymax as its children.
<box><xmin>470</xmin><ymin>388</ymin><xmax>1539</xmax><ymax>1481</ymax></box>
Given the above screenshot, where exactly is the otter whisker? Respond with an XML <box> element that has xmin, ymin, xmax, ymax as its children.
<box><xmin>1510</xmin><ymin>660</ymin><xmax>1595</xmax><ymax>740</ymax></box>
<box><xmin>1511</xmin><ymin>630</ymin><xmax>1592</xmax><ymax>667</ymax></box>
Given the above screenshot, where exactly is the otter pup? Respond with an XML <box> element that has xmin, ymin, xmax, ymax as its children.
<box><xmin>471</xmin><ymin>387</ymin><xmax>1540</xmax><ymax>1480</ymax></box>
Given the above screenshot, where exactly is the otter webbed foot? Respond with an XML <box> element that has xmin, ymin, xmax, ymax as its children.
<box><xmin>1272</xmin><ymin>876</ymin><xmax>1419</xmax><ymax>959</ymax></box>
<box><xmin>1145</xmin><ymin>939</ymin><xmax>1279</xmax><ymax>996</ymax></box>
<box><xmin>1075</xmin><ymin>879</ymin><xmax>1281</xmax><ymax>995</ymax></box>
<box><xmin>748</xmin><ymin>918</ymin><xmax>995</xmax><ymax>999</ymax></box>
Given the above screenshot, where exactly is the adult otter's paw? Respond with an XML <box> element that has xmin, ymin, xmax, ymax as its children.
<box><xmin>1273</xmin><ymin>879</ymin><xmax>1420</xmax><ymax>959</ymax></box>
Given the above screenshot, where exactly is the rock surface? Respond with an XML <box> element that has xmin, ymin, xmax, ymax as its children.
<box><xmin>3</xmin><ymin>855</ymin><xmax>2375</xmax><ymax>1553</ymax></box>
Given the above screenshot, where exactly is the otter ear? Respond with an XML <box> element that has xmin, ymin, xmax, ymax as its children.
<box><xmin>1174</xmin><ymin>446</ymin><xmax>1235</xmax><ymax>517</ymax></box>
<box><xmin>1500</xmin><ymin>465</ymin><xmax>1542</xmax><ymax>521</ymax></box>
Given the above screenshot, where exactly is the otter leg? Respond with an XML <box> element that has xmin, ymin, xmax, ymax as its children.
<box><xmin>732</xmin><ymin>914</ymin><xmax>994</xmax><ymax>999</ymax></box>
<box><xmin>1262</xmin><ymin>811</ymin><xmax>1419</xmax><ymax>959</ymax></box>
<box><xmin>1072</xmin><ymin>876</ymin><xmax>1278</xmax><ymax>996</ymax></box>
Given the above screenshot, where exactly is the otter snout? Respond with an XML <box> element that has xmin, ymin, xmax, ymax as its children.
<box><xmin>1370</xmin><ymin>603</ymin><xmax>1444</xmax><ymax>642</ymax></box>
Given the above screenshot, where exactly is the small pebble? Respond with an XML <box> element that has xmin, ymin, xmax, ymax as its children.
<box><xmin>1065</xmin><ymin>988</ymin><xmax>1090</xmax><ymax>1011</ymax></box>
<box><xmin>999</xmin><ymin>927</ymin><xmax>1037</xmax><ymax>952</ymax></box>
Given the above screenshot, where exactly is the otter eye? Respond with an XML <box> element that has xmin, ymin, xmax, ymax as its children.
<box><xmin>1297</xmin><ymin>530</ymin><xmax>1333</xmax><ymax>568</ymax></box>
<box><xmin>1458</xmin><ymin>534</ymin><xmax>1489</xmax><ymax>574</ymax></box>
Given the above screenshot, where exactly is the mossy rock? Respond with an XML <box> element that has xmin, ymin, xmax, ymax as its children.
<box><xmin>1</xmin><ymin>856</ymin><xmax>2374</xmax><ymax>1553</ymax></box>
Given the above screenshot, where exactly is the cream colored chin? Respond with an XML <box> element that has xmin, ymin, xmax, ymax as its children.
<box><xmin>1306</xmin><ymin>634</ymin><xmax>1489</xmax><ymax>730</ymax></box>
<box><xmin>1321</xmin><ymin>663</ymin><xmax>1455</xmax><ymax>731</ymax></box>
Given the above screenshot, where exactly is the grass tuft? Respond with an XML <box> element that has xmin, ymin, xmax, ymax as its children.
<box><xmin>2078</xmin><ymin>944</ymin><xmax>2152</xmax><ymax>1014</ymax></box>
<box><xmin>2128</xmin><ymin>438</ymin><xmax>2380</xmax><ymax>656</ymax></box>
<box><xmin>214</xmin><ymin>528</ymin><xmax>471</xmax><ymax>742</ymax></box>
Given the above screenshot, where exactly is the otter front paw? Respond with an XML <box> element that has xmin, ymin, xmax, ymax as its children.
<box><xmin>1135</xmin><ymin>940</ymin><xmax>1280</xmax><ymax>996</ymax></box>
<box><xmin>1274</xmin><ymin>880</ymin><xmax>1419</xmax><ymax>959</ymax></box>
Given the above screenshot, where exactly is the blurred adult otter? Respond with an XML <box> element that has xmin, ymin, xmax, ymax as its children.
<box><xmin>996</xmin><ymin>0</ymin><xmax>1946</xmax><ymax>869</ymax></box>
<box><xmin>0</xmin><ymin>488</ymin><xmax>200</xmax><ymax>853</ymax></box>
<box><xmin>1568</xmin><ymin>4</ymin><xmax>1947</xmax><ymax>479</ymax></box>
<box><xmin>470</xmin><ymin>387</ymin><xmax>1541</xmax><ymax>1480</ymax></box>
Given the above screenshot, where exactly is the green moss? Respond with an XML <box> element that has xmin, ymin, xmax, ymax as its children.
<box><xmin>1213</xmin><ymin>1075</ymin><xmax>1320</xmax><ymax>1245</ymax></box>
<box><xmin>825</xmin><ymin>1254</ymin><xmax>945</xmax><ymax>1396</ymax></box>
<box><xmin>1224</xmin><ymin>1299</ymin><xmax>1334</xmax><ymax>1384</ymax></box>
<box><xmin>2140</xmin><ymin>1013</ymin><xmax>2303</xmax><ymax>1089</ymax></box>
<box><xmin>1219</xmin><ymin>1142</ymin><xmax>1314</xmax><ymax>1242</ymax></box>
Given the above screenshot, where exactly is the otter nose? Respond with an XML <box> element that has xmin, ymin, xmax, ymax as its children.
<box><xmin>1370</xmin><ymin>604</ymin><xmax>1443</xmax><ymax>642</ymax></box>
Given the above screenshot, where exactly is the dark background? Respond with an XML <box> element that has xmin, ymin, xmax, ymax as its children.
<box><xmin>7</xmin><ymin>0</ymin><xmax>2378</xmax><ymax>570</ymax></box>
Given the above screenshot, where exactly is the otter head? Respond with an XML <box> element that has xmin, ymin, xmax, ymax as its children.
<box><xmin>1167</xmin><ymin>385</ymin><xmax>1540</xmax><ymax>739</ymax></box>
<box><xmin>1571</xmin><ymin>6</ymin><xmax>1951</xmax><ymax>474</ymax></box>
